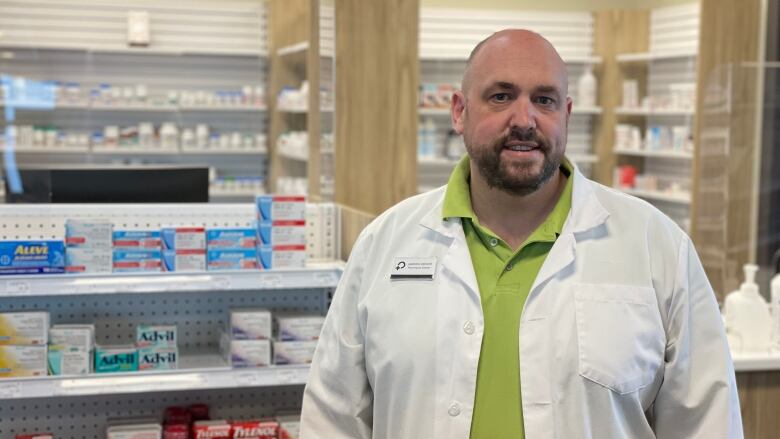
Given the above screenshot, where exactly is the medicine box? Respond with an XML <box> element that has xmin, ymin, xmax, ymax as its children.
<box><xmin>65</xmin><ymin>220</ymin><xmax>112</xmax><ymax>248</ymax></box>
<box><xmin>220</xmin><ymin>332</ymin><xmax>271</xmax><ymax>368</ymax></box>
<box><xmin>230</xmin><ymin>308</ymin><xmax>272</xmax><ymax>340</ymax></box>
<box><xmin>48</xmin><ymin>345</ymin><xmax>90</xmax><ymax>375</ymax></box>
<box><xmin>258</xmin><ymin>245</ymin><xmax>306</xmax><ymax>269</ymax></box>
<box><xmin>256</xmin><ymin>221</ymin><xmax>306</xmax><ymax>246</ymax></box>
<box><xmin>207</xmin><ymin>249</ymin><xmax>258</xmax><ymax>271</ymax></box>
<box><xmin>106</xmin><ymin>423</ymin><xmax>162</xmax><ymax>439</ymax></box>
<box><xmin>112</xmin><ymin>250</ymin><xmax>161</xmax><ymax>272</ymax></box>
<box><xmin>138</xmin><ymin>346</ymin><xmax>178</xmax><ymax>371</ymax></box>
<box><xmin>272</xmin><ymin>340</ymin><xmax>317</xmax><ymax>365</ymax></box>
<box><xmin>206</xmin><ymin>228</ymin><xmax>256</xmax><ymax>249</ymax></box>
<box><xmin>49</xmin><ymin>324</ymin><xmax>95</xmax><ymax>349</ymax></box>
<box><xmin>277</xmin><ymin>415</ymin><xmax>301</xmax><ymax>439</ymax></box>
<box><xmin>275</xmin><ymin>314</ymin><xmax>325</xmax><ymax>341</ymax></box>
<box><xmin>65</xmin><ymin>247</ymin><xmax>112</xmax><ymax>273</ymax></box>
<box><xmin>0</xmin><ymin>241</ymin><xmax>65</xmax><ymax>275</ymax></box>
<box><xmin>95</xmin><ymin>345</ymin><xmax>138</xmax><ymax>373</ymax></box>
<box><xmin>255</xmin><ymin>195</ymin><xmax>306</xmax><ymax>221</ymax></box>
<box><xmin>0</xmin><ymin>311</ymin><xmax>49</xmax><ymax>345</ymax></box>
<box><xmin>162</xmin><ymin>249</ymin><xmax>206</xmax><ymax>272</ymax></box>
<box><xmin>0</xmin><ymin>345</ymin><xmax>47</xmax><ymax>377</ymax></box>
<box><xmin>136</xmin><ymin>324</ymin><xmax>176</xmax><ymax>348</ymax></box>
<box><xmin>161</xmin><ymin>227</ymin><xmax>205</xmax><ymax>250</ymax></box>
<box><xmin>112</xmin><ymin>230</ymin><xmax>161</xmax><ymax>249</ymax></box>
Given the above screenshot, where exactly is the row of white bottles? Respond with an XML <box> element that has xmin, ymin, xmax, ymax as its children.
<box><xmin>722</xmin><ymin>263</ymin><xmax>780</xmax><ymax>354</ymax></box>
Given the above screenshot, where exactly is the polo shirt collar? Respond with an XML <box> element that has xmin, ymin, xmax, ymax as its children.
<box><xmin>420</xmin><ymin>155</ymin><xmax>609</xmax><ymax>238</ymax></box>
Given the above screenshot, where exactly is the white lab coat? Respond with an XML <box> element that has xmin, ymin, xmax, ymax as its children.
<box><xmin>300</xmin><ymin>165</ymin><xmax>743</xmax><ymax>439</ymax></box>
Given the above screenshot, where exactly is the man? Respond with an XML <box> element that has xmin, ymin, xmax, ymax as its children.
<box><xmin>300</xmin><ymin>29</ymin><xmax>742</xmax><ymax>438</ymax></box>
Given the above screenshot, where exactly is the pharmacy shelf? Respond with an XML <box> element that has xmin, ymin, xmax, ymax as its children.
<box><xmin>616</xmin><ymin>50</ymin><xmax>698</xmax><ymax>63</ymax></box>
<box><xmin>732</xmin><ymin>352</ymin><xmax>780</xmax><ymax>372</ymax></box>
<box><xmin>615</xmin><ymin>107</ymin><xmax>695</xmax><ymax>117</ymax></box>
<box><xmin>0</xmin><ymin>353</ymin><xmax>309</xmax><ymax>399</ymax></box>
<box><xmin>5</xmin><ymin>146</ymin><xmax>268</xmax><ymax>155</ymax></box>
<box><xmin>91</xmin><ymin>147</ymin><xmax>181</xmax><ymax>155</ymax></box>
<box><xmin>209</xmin><ymin>189</ymin><xmax>265</xmax><ymax>199</ymax></box>
<box><xmin>418</xmin><ymin>107</ymin><xmax>450</xmax><ymax>116</ymax></box>
<box><xmin>181</xmin><ymin>148</ymin><xmax>268</xmax><ymax>155</ymax></box>
<box><xmin>0</xmin><ymin>42</ymin><xmax>268</xmax><ymax>58</ymax></box>
<box><xmin>613</xmin><ymin>148</ymin><xmax>693</xmax><ymax>160</ymax></box>
<box><xmin>276</xmin><ymin>106</ymin><xmax>309</xmax><ymax>114</ymax></box>
<box><xmin>277</xmin><ymin>149</ymin><xmax>309</xmax><ymax>162</ymax></box>
<box><xmin>3</xmin><ymin>146</ymin><xmax>89</xmax><ymax>154</ymax></box>
<box><xmin>572</xmin><ymin>106</ymin><xmax>602</xmax><ymax>115</ymax></box>
<box><xmin>620</xmin><ymin>187</ymin><xmax>691</xmax><ymax>205</ymax></box>
<box><xmin>277</xmin><ymin>41</ymin><xmax>309</xmax><ymax>57</ymax></box>
<box><xmin>1</xmin><ymin>101</ymin><xmax>266</xmax><ymax>112</ymax></box>
<box><xmin>568</xmin><ymin>153</ymin><xmax>599</xmax><ymax>164</ymax></box>
<box><xmin>0</xmin><ymin>262</ymin><xmax>344</xmax><ymax>298</ymax></box>
<box><xmin>178</xmin><ymin>105</ymin><xmax>267</xmax><ymax>112</ymax></box>
<box><xmin>418</xmin><ymin>156</ymin><xmax>458</xmax><ymax>167</ymax></box>
<box><xmin>90</xmin><ymin>104</ymin><xmax>177</xmax><ymax>112</ymax></box>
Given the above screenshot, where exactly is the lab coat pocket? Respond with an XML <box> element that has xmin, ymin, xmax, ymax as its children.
<box><xmin>574</xmin><ymin>284</ymin><xmax>664</xmax><ymax>395</ymax></box>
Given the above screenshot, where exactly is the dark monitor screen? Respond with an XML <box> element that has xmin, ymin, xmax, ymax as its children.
<box><xmin>4</xmin><ymin>166</ymin><xmax>209</xmax><ymax>203</ymax></box>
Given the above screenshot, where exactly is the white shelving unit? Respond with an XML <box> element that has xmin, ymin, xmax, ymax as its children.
<box><xmin>277</xmin><ymin>41</ymin><xmax>310</xmax><ymax>57</ymax></box>
<box><xmin>616</xmin><ymin>50</ymin><xmax>697</xmax><ymax>63</ymax></box>
<box><xmin>0</xmin><ymin>0</ymin><xmax>271</xmax><ymax>206</ymax></box>
<box><xmin>0</xmin><ymin>166</ymin><xmax>326</xmax><ymax>438</ymax></box>
<box><xmin>2</xmin><ymin>102</ymin><xmax>268</xmax><ymax>113</ymax></box>
<box><xmin>613</xmin><ymin>148</ymin><xmax>693</xmax><ymax>160</ymax></box>
<box><xmin>620</xmin><ymin>187</ymin><xmax>691</xmax><ymax>205</ymax></box>
<box><xmin>615</xmin><ymin>107</ymin><xmax>695</xmax><ymax>117</ymax></box>
<box><xmin>0</xmin><ymin>355</ymin><xmax>309</xmax><ymax>400</ymax></box>
<box><xmin>612</xmin><ymin>3</ymin><xmax>700</xmax><ymax>232</ymax></box>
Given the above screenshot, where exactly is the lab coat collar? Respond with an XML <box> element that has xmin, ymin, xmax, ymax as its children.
<box><xmin>417</xmin><ymin>161</ymin><xmax>610</xmax><ymax>303</ymax></box>
<box><xmin>418</xmin><ymin>161</ymin><xmax>610</xmax><ymax>239</ymax></box>
<box><xmin>565</xmin><ymin>162</ymin><xmax>610</xmax><ymax>236</ymax></box>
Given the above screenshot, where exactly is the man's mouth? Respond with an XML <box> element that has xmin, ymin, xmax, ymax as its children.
<box><xmin>504</xmin><ymin>141</ymin><xmax>539</xmax><ymax>152</ymax></box>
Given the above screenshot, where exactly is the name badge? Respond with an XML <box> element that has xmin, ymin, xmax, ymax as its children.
<box><xmin>390</xmin><ymin>257</ymin><xmax>437</xmax><ymax>280</ymax></box>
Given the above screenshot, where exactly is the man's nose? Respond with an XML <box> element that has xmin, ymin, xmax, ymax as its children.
<box><xmin>508</xmin><ymin>97</ymin><xmax>537</xmax><ymax>131</ymax></box>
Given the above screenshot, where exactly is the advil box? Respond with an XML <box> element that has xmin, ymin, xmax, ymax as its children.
<box><xmin>15</xmin><ymin>434</ymin><xmax>54</xmax><ymax>439</ymax></box>
<box><xmin>231</xmin><ymin>420</ymin><xmax>278</xmax><ymax>439</ymax></box>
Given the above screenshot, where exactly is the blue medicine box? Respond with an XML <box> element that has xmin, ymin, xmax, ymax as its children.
<box><xmin>0</xmin><ymin>241</ymin><xmax>66</xmax><ymax>275</ymax></box>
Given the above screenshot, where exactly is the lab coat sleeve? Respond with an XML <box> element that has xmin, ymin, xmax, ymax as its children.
<box><xmin>652</xmin><ymin>236</ymin><xmax>743</xmax><ymax>438</ymax></box>
<box><xmin>299</xmin><ymin>231</ymin><xmax>373</xmax><ymax>439</ymax></box>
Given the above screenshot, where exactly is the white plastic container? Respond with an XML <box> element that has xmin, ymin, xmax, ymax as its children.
<box><xmin>577</xmin><ymin>65</ymin><xmax>597</xmax><ymax>108</ymax></box>
<box><xmin>770</xmin><ymin>253</ymin><xmax>780</xmax><ymax>347</ymax></box>
<box><xmin>159</xmin><ymin>123</ymin><xmax>178</xmax><ymax>150</ymax></box>
<box><xmin>723</xmin><ymin>264</ymin><xmax>773</xmax><ymax>353</ymax></box>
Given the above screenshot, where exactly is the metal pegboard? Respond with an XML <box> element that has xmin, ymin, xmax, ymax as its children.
<box><xmin>0</xmin><ymin>385</ymin><xmax>303</xmax><ymax>438</ymax></box>
<box><xmin>0</xmin><ymin>288</ymin><xmax>328</xmax><ymax>349</ymax></box>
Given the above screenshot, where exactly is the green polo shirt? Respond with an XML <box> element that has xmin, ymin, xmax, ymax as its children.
<box><xmin>442</xmin><ymin>156</ymin><xmax>573</xmax><ymax>439</ymax></box>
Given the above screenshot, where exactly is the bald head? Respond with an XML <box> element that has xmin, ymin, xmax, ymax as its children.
<box><xmin>461</xmin><ymin>29</ymin><xmax>568</xmax><ymax>97</ymax></box>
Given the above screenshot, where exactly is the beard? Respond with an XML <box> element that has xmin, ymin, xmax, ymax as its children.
<box><xmin>465</xmin><ymin>126</ymin><xmax>564</xmax><ymax>196</ymax></box>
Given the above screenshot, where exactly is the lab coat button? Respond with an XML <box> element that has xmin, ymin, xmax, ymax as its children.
<box><xmin>463</xmin><ymin>321</ymin><xmax>475</xmax><ymax>335</ymax></box>
<box><xmin>505</xmin><ymin>263</ymin><xmax>514</xmax><ymax>272</ymax></box>
<box><xmin>489</xmin><ymin>238</ymin><xmax>498</xmax><ymax>247</ymax></box>
<box><xmin>448</xmin><ymin>402</ymin><xmax>461</xmax><ymax>417</ymax></box>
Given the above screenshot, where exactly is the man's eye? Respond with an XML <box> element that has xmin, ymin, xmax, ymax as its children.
<box><xmin>535</xmin><ymin>96</ymin><xmax>555</xmax><ymax>106</ymax></box>
<box><xmin>491</xmin><ymin>93</ymin><xmax>510</xmax><ymax>103</ymax></box>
